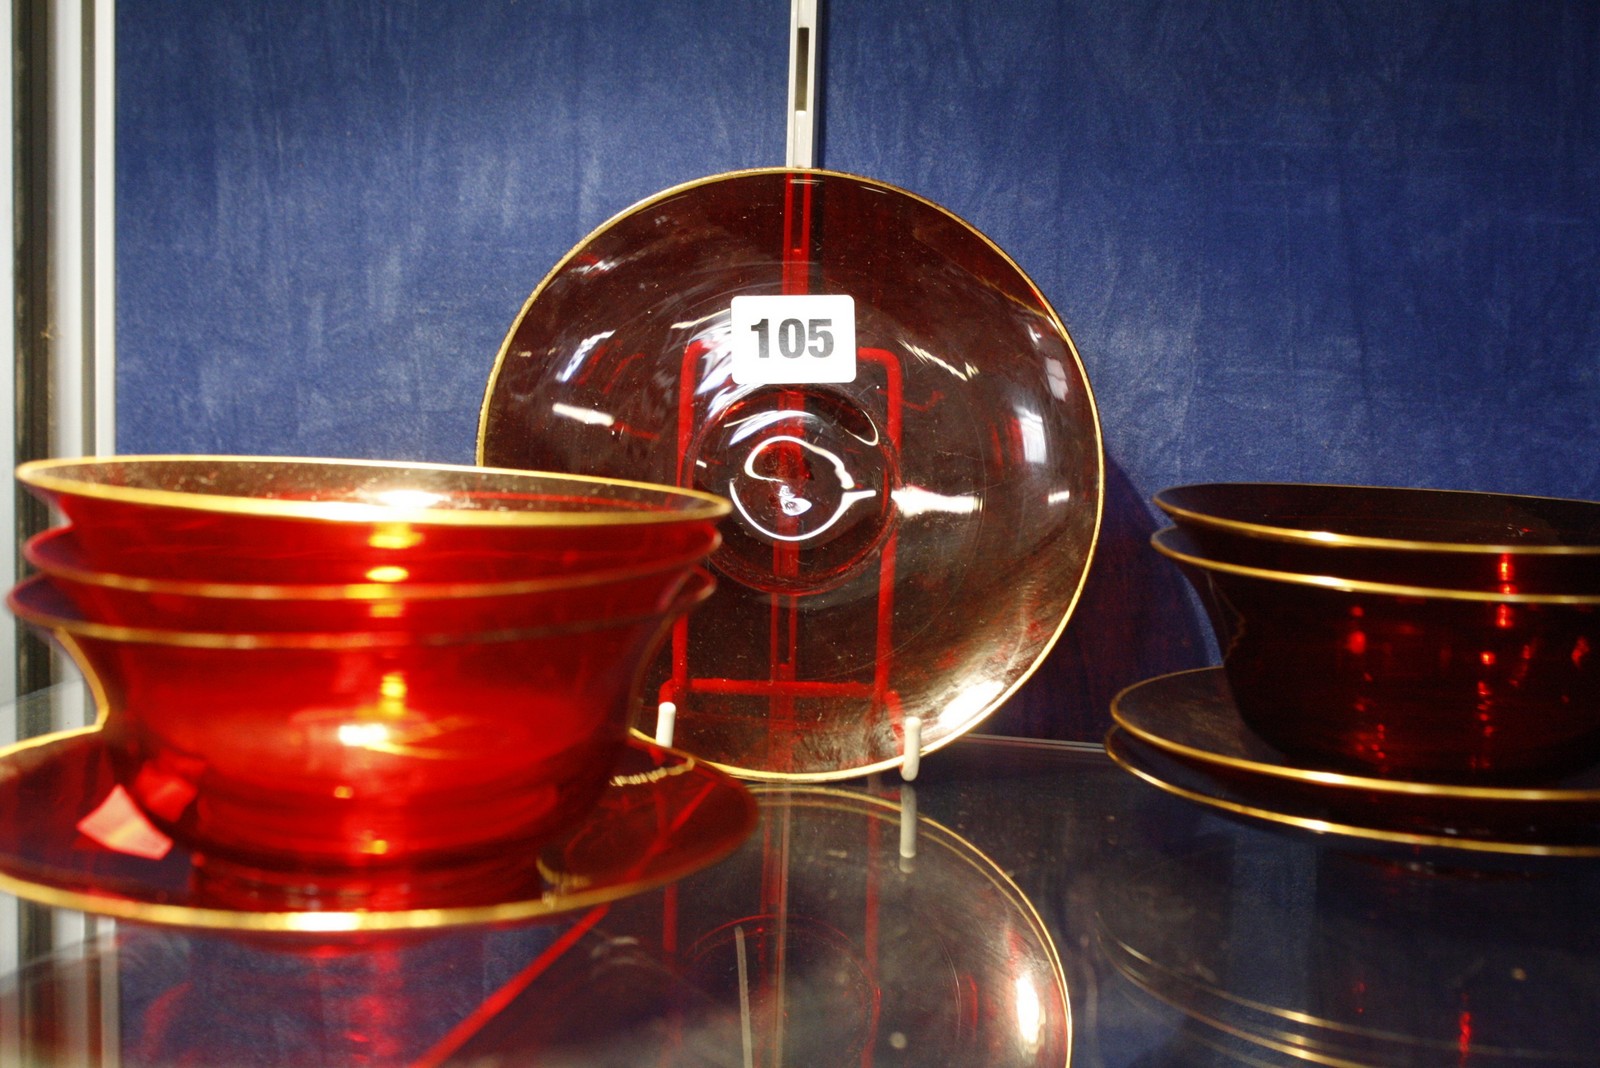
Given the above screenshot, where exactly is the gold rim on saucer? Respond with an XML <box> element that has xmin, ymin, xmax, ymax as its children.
<box><xmin>1111</xmin><ymin>666</ymin><xmax>1600</xmax><ymax>803</ymax></box>
<box><xmin>0</xmin><ymin>728</ymin><xmax>756</xmax><ymax>933</ymax></box>
<box><xmin>1099</xmin><ymin>926</ymin><xmax>1426</xmax><ymax>1066</ymax></box>
<box><xmin>1104</xmin><ymin>725</ymin><xmax>1600</xmax><ymax>858</ymax></box>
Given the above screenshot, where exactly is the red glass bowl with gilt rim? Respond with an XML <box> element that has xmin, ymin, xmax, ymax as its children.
<box><xmin>16</xmin><ymin>455</ymin><xmax>729</xmax><ymax>586</ymax></box>
<box><xmin>1152</xmin><ymin>526</ymin><xmax>1600</xmax><ymax>784</ymax></box>
<box><xmin>7</xmin><ymin>569</ymin><xmax>714</xmax><ymax>874</ymax></box>
<box><xmin>478</xmin><ymin>168</ymin><xmax>1104</xmax><ymax>781</ymax></box>
<box><xmin>1154</xmin><ymin>481</ymin><xmax>1600</xmax><ymax>595</ymax></box>
<box><xmin>25</xmin><ymin>526</ymin><xmax>714</xmax><ymax>635</ymax></box>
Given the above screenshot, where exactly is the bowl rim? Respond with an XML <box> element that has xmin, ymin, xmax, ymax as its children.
<box><xmin>24</xmin><ymin>525</ymin><xmax>720</xmax><ymax>601</ymax></box>
<box><xmin>8</xmin><ymin>570</ymin><xmax>714</xmax><ymax>649</ymax></box>
<box><xmin>1153</xmin><ymin>481</ymin><xmax>1600</xmax><ymax>556</ymax></box>
<box><xmin>1151</xmin><ymin>526</ymin><xmax>1600</xmax><ymax>605</ymax></box>
<box><xmin>16</xmin><ymin>455</ymin><xmax>732</xmax><ymax>527</ymax></box>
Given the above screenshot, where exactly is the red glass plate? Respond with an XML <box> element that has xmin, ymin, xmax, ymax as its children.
<box><xmin>0</xmin><ymin>728</ymin><xmax>755</xmax><ymax>932</ymax></box>
<box><xmin>1107</xmin><ymin>668</ymin><xmax>1600</xmax><ymax>855</ymax></box>
<box><xmin>479</xmin><ymin>168</ymin><xmax>1103</xmax><ymax>780</ymax></box>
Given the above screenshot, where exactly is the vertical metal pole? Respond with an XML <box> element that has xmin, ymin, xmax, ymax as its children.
<box><xmin>7</xmin><ymin>0</ymin><xmax>118</xmax><ymax>1062</ymax></box>
<box><xmin>13</xmin><ymin>0</ymin><xmax>51</xmax><ymax>708</ymax></box>
<box><xmin>92</xmin><ymin>0</ymin><xmax>116</xmax><ymax>461</ymax></box>
<box><xmin>785</xmin><ymin>0</ymin><xmax>820</xmax><ymax>169</ymax></box>
<box><xmin>10</xmin><ymin>0</ymin><xmax>56</xmax><ymax>1033</ymax></box>
<box><xmin>0</xmin><ymin>2</ymin><xmax>17</xmax><ymax>1055</ymax></box>
<box><xmin>12</xmin><ymin>0</ymin><xmax>114</xmax><ymax>711</ymax></box>
<box><xmin>0</xmin><ymin>0</ymin><xmax>12</xmax><ymax>713</ymax></box>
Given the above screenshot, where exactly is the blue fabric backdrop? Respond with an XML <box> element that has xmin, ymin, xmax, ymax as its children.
<box><xmin>116</xmin><ymin>1</ymin><xmax>1600</xmax><ymax>739</ymax></box>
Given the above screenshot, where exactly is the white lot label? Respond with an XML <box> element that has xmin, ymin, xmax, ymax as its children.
<box><xmin>730</xmin><ymin>294</ymin><xmax>856</xmax><ymax>385</ymax></box>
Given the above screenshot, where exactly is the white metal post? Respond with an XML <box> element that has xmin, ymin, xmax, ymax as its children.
<box><xmin>786</xmin><ymin>0</ymin><xmax>820</xmax><ymax>168</ymax></box>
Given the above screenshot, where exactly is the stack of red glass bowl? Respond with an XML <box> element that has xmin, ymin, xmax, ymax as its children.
<box><xmin>1151</xmin><ymin>482</ymin><xmax>1600</xmax><ymax>783</ymax></box>
<box><xmin>9</xmin><ymin>456</ymin><xmax>729</xmax><ymax>878</ymax></box>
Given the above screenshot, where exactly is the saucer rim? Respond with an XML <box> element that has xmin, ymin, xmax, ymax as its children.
<box><xmin>1112</xmin><ymin>667</ymin><xmax>1600</xmax><ymax>802</ymax></box>
<box><xmin>1104</xmin><ymin>724</ymin><xmax>1600</xmax><ymax>858</ymax></box>
<box><xmin>0</xmin><ymin>728</ymin><xmax>756</xmax><ymax>933</ymax></box>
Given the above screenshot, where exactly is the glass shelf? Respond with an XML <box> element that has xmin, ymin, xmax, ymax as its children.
<box><xmin>5</xmin><ymin>684</ymin><xmax>1598</xmax><ymax>1066</ymax></box>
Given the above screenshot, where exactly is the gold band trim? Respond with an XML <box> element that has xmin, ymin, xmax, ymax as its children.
<box><xmin>1152</xmin><ymin>527</ymin><xmax>1600</xmax><ymax>605</ymax></box>
<box><xmin>24</xmin><ymin>525</ymin><xmax>719</xmax><ymax>601</ymax></box>
<box><xmin>17</xmin><ymin>455</ymin><xmax>731</xmax><ymax>527</ymax></box>
<box><xmin>0</xmin><ymin>729</ymin><xmax>752</xmax><ymax>933</ymax></box>
<box><xmin>1111</xmin><ymin>668</ymin><xmax>1600</xmax><ymax>802</ymax></box>
<box><xmin>1105</xmin><ymin>727</ymin><xmax>1600</xmax><ymax>858</ymax></box>
<box><xmin>1154</xmin><ymin>482</ymin><xmax>1600</xmax><ymax>556</ymax></box>
<box><xmin>10</xmin><ymin>569</ymin><xmax>713</xmax><ymax>650</ymax></box>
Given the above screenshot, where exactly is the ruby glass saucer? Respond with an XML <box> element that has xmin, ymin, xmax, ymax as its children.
<box><xmin>1107</xmin><ymin>668</ymin><xmax>1600</xmax><ymax>856</ymax></box>
<box><xmin>0</xmin><ymin>729</ymin><xmax>755</xmax><ymax>932</ymax></box>
<box><xmin>478</xmin><ymin>168</ymin><xmax>1103</xmax><ymax>781</ymax></box>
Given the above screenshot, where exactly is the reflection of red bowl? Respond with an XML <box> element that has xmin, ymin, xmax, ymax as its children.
<box><xmin>1153</xmin><ymin>527</ymin><xmax>1600</xmax><ymax>783</ymax></box>
<box><xmin>8</xmin><ymin>571</ymin><xmax>713</xmax><ymax>871</ymax></box>
<box><xmin>25</xmin><ymin>526</ymin><xmax>711</xmax><ymax>634</ymax></box>
<box><xmin>17</xmin><ymin>456</ymin><xmax>728</xmax><ymax>585</ymax></box>
<box><xmin>1155</xmin><ymin>482</ymin><xmax>1600</xmax><ymax>595</ymax></box>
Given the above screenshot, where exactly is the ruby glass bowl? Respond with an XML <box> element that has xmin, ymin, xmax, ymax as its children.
<box><xmin>25</xmin><ymin>526</ymin><xmax>710</xmax><ymax>635</ymax></box>
<box><xmin>17</xmin><ymin>456</ymin><xmax>728</xmax><ymax>585</ymax></box>
<box><xmin>1155</xmin><ymin>482</ymin><xmax>1600</xmax><ymax>595</ymax></box>
<box><xmin>8</xmin><ymin>571</ymin><xmax>713</xmax><ymax>872</ymax></box>
<box><xmin>1153</xmin><ymin>526</ymin><xmax>1600</xmax><ymax>783</ymax></box>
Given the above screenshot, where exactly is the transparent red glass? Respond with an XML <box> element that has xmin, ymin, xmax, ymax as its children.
<box><xmin>17</xmin><ymin>456</ymin><xmax>727</xmax><ymax>585</ymax></box>
<box><xmin>478</xmin><ymin>169</ymin><xmax>1104</xmax><ymax>779</ymax></box>
<box><xmin>1155</xmin><ymin>527</ymin><xmax>1600</xmax><ymax>782</ymax></box>
<box><xmin>8</xmin><ymin>571</ymin><xmax>713</xmax><ymax>871</ymax></box>
<box><xmin>1155</xmin><ymin>482</ymin><xmax>1600</xmax><ymax>595</ymax></box>
<box><xmin>26</xmin><ymin>527</ymin><xmax>708</xmax><ymax>635</ymax></box>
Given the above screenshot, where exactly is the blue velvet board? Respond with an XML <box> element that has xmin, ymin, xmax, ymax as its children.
<box><xmin>117</xmin><ymin>2</ymin><xmax>1600</xmax><ymax>742</ymax></box>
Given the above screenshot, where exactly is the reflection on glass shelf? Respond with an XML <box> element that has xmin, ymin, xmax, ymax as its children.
<box><xmin>5</xmin><ymin>731</ymin><xmax>1600</xmax><ymax>1066</ymax></box>
<box><xmin>2</xmin><ymin>678</ymin><xmax>103</xmax><ymax>1067</ymax></box>
<box><xmin>1095</xmin><ymin>817</ymin><xmax>1600</xmax><ymax>1065</ymax></box>
<box><xmin>435</xmin><ymin>783</ymin><xmax>1071</xmax><ymax>1066</ymax></box>
<box><xmin>0</xmin><ymin>777</ymin><xmax>1070</xmax><ymax>1067</ymax></box>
